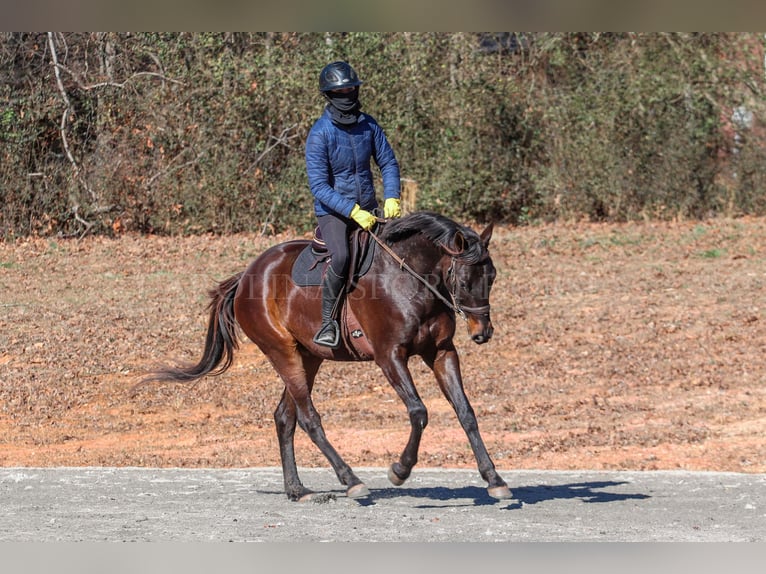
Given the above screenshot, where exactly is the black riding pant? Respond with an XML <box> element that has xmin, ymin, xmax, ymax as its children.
<box><xmin>317</xmin><ymin>212</ymin><xmax>352</xmax><ymax>277</ymax></box>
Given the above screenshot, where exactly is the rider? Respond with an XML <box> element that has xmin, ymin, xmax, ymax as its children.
<box><xmin>305</xmin><ymin>61</ymin><xmax>402</xmax><ymax>348</ymax></box>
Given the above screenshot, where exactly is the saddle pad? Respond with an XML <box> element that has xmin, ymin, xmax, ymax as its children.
<box><xmin>291</xmin><ymin>244</ymin><xmax>329</xmax><ymax>286</ymax></box>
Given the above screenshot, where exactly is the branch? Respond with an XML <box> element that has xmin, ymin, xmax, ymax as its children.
<box><xmin>243</xmin><ymin>124</ymin><xmax>299</xmax><ymax>175</ymax></box>
<box><xmin>53</xmin><ymin>60</ymin><xmax>184</xmax><ymax>90</ymax></box>
<box><xmin>71</xmin><ymin>204</ymin><xmax>95</xmax><ymax>238</ymax></box>
<box><xmin>47</xmin><ymin>32</ymin><xmax>96</xmax><ymax>204</ymax></box>
<box><xmin>144</xmin><ymin>150</ymin><xmax>204</xmax><ymax>190</ymax></box>
<box><xmin>47</xmin><ymin>34</ymin><xmax>77</xmax><ymax>172</ymax></box>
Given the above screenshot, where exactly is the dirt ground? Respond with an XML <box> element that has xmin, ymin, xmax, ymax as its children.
<box><xmin>1</xmin><ymin>218</ymin><xmax>764</xmax><ymax>474</ymax></box>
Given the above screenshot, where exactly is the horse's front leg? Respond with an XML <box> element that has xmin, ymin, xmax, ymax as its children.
<box><xmin>426</xmin><ymin>345</ymin><xmax>512</xmax><ymax>500</ymax></box>
<box><xmin>377</xmin><ymin>348</ymin><xmax>428</xmax><ymax>487</ymax></box>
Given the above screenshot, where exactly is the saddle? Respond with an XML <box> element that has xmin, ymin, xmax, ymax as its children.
<box><xmin>290</xmin><ymin>226</ymin><xmax>377</xmax><ymax>288</ymax></box>
<box><xmin>290</xmin><ymin>225</ymin><xmax>381</xmax><ymax>359</ymax></box>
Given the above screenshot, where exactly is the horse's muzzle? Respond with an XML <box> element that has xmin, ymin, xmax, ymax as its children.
<box><xmin>468</xmin><ymin>317</ymin><xmax>494</xmax><ymax>345</ymax></box>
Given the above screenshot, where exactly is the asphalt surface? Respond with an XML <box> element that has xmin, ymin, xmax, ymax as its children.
<box><xmin>1</xmin><ymin>467</ymin><xmax>764</xmax><ymax>542</ymax></box>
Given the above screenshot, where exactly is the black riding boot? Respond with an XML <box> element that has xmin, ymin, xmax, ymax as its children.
<box><xmin>313</xmin><ymin>267</ymin><xmax>345</xmax><ymax>348</ymax></box>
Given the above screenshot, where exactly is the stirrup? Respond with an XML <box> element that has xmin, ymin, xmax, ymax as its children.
<box><xmin>313</xmin><ymin>320</ymin><xmax>340</xmax><ymax>348</ymax></box>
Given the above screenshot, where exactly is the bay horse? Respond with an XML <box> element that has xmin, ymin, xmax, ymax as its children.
<box><xmin>146</xmin><ymin>211</ymin><xmax>511</xmax><ymax>502</ymax></box>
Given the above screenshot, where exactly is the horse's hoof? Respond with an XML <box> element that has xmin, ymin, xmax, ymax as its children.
<box><xmin>387</xmin><ymin>465</ymin><xmax>406</xmax><ymax>486</ymax></box>
<box><xmin>346</xmin><ymin>483</ymin><xmax>370</xmax><ymax>499</ymax></box>
<box><xmin>297</xmin><ymin>491</ymin><xmax>319</xmax><ymax>502</ymax></box>
<box><xmin>488</xmin><ymin>485</ymin><xmax>513</xmax><ymax>500</ymax></box>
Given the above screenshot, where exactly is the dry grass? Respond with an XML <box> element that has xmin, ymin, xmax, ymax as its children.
<box><xmin>1</xmin><ymin>218</ymin><xmax>765</xmax><ymax>472</ymax></box>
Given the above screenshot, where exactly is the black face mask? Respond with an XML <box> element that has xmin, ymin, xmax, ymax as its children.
<box><xmin>324</xmin><ymin>87</ymin><xmax>361</xmax><ymax>126</ymax></box>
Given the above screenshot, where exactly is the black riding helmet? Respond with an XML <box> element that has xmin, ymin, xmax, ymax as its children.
<box><xmin>319</xmin><ymin>61</ymin><xmax>363</xmax><ymax>92</ymax></box>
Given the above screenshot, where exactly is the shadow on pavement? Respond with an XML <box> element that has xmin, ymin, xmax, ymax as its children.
<box><xmin>365</xmin><ymin>481</ymin><xmax>651</xmax><ymax>510</ymax></box>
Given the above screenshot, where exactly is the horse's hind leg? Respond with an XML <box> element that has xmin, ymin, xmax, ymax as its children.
<box><xmin>272</xmin><ymin>352</ymin><xmax>369</xmax><ymax>500</ymax></box>
<box><xmin>274</xmin><ymin>389</ymin><xmax>313</xmax><ymax>501</ymax></box>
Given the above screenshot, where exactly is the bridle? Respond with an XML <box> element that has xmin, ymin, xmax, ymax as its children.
<box><xmin>445</xmin><ymin>257</ymin><xmax>492</xmax><ymax>320</ymax></box>
<box><xmin>369</xmin><ymin>227</ymin><xmax>491</xmax><ymax>322</ymax></box>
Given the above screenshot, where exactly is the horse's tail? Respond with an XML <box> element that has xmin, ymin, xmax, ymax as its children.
<box><xmin>140</xmin><ymin>272</ymin><xmax>243</xmax><ymax>386</ymax></box>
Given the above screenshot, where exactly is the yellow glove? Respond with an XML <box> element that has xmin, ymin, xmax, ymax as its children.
<box><xmin>384</xmin><ymin>198</ymin><xmax>402</xmax><ymax>219</ymax></box>
<box><xmin>350</xmin><ymin>204</ymin><xmax>376</xmax><ymax>231</ymax></box>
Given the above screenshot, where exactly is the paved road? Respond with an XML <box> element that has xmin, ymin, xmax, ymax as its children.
<box><xmin>1</xmin><ymin>467</ymin><xmax>764</xmax><ymax>542</ymax></box>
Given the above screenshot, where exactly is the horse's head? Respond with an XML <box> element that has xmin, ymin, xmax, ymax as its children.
<box><xmin>447</xmin><ymin>223</ymin><xmax>496</xmax><ymax>345</ymax></box>
<box><xmin>382</xmin><ymin>212</ymin><xmax>498</xmax><ymax>344</ymax></box>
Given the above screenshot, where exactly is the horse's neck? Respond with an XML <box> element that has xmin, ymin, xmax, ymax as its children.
<box><xmin>386</xmin><ymin>235</ymin><xmax>447</xmax><ymax>277</ymax></box>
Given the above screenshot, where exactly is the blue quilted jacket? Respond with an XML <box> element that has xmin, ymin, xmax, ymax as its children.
<box><xmin>305</xmin><ymin>108</ymin><xmax>400</xmax><ymax>218</ymax></box>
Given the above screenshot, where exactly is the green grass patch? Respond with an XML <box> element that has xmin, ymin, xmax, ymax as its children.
<box><xmin>699</xmin><ymin>248</ymin><xmax>725</xmax><ymax>259</ymax></box>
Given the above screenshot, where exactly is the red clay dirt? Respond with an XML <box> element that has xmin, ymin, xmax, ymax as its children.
<box><xmin>1</xmin><ymin>218</ymin><xmax>764</xmax><ymax>473</ymax></box>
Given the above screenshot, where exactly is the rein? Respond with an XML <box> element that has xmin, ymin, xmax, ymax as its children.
<box><xmin>368</xmin><ymin>225</ymin><xmax>490</xmax><ymax>321</ymax></box>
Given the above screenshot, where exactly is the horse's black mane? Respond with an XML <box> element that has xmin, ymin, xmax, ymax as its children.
<box><xmin>381</xmin><ymin>211</ymin><xmax>485</xmax><ymax>264</ymax></box>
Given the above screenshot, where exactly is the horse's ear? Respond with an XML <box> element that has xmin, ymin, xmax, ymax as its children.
<box><xmin>480</xmin><ymin>222</ymin><xmax>494</xmax><ymax>248</ymax></box>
